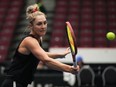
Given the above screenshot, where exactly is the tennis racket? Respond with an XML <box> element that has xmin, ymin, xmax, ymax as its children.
<box><xmin>66</xmin><ymin>21</ymin><xmax>77</xmax><ymax>67</ymax></box>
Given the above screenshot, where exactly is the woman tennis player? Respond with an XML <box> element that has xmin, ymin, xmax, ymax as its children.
<box><xmin>1</xmin><ymin>4</ymin><xmax>80</xmax><ymax>87</ymax></box>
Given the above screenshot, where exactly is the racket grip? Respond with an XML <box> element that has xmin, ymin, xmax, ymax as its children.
<box><xmin>73</xmin><ymin>62</ymin><xmax>77</xmax><ymax>67</ymax></box>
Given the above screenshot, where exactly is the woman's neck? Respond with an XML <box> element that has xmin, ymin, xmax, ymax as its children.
<box><xmin>29</xmin><ymin>33</ymin><xmax>41</xmax><ymax>41</ymax></box>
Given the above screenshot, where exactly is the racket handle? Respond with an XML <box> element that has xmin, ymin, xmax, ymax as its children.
<box><xmin>73</xmin><ymin>62</ymin><xmax>77</xmax><ymax>67</ymax></box>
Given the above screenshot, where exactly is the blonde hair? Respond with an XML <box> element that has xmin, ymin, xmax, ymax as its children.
<box><xmin>26</xmin><ymin>4</ymin><xmax>45</xmax><ymax>23</ymax></box>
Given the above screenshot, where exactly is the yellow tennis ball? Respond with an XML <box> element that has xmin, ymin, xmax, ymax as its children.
<box><xmin>106</xmin><ymin>32</ymin><xmax>115</xmax><ymax>40</ymax></box>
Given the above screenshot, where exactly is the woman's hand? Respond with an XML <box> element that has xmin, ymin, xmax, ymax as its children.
<box><xmin>70</xmin><ymin>65</ymin><xmax>80</xmax><ymax>74</ymax></box>
<box><xmin>64</xmin><ymin>47</ymin><xmax>71</xmax><ymax>56</ymax></box>
<box><xmin>60</xmin><ymin>47</ymin><xmax>70</xmax><ymax>58</ymax></box>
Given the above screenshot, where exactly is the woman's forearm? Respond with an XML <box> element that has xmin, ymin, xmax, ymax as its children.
<box><xmin>44</xmin><ymin>57</ymin><xmax>72</xmax><ymax>72</ymax></box>
<box><xmin>46</xmin><ymin>52</ymin><xmax>65</xmax><ymax>59</ymax></box>
<box><xmin>46</xmin><ymin>48</ymin><xmax>70</xmax><ymax>59</ymax></box>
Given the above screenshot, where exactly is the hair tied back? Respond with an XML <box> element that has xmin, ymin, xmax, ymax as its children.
<box><xmin>32</xmin><ymin>7</ymin><xmax>38</xmax><ymax>13</ymax></box>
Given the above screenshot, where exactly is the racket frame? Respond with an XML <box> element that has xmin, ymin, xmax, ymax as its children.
<box><xmin>66</xmin><ymin>21</ymin><xmax>77</xmax><ymax>67</ymax></box>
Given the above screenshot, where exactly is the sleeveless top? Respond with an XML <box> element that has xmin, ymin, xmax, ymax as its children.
<box><xmin>6</xmin><ymin>34</ymin><xmax>41</xmax><ymax>85</ymax></box>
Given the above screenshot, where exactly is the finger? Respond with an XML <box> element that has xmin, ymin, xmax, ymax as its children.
<box><xmin>76</xmin><ymin>65</ymin><xmax>80</xmax><ymax>71</ymax></box>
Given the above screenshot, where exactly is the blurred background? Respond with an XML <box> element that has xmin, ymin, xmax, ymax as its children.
<box><xmin>0</xmin><ymin>0</ymin><xmax>116</xmax><ymax>87</ymax></box>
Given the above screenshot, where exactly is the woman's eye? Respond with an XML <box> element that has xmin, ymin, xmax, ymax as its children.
<box><xmin>37</xmin><ymin>22</ymin><xmax>42</xmax><ymax>26</ymax></box>
<box><xmin>44</xmin><ymin>21</ymin><xmax>47</xmax><ymax>25</ymax></box>
<box><xmin>37</xmin><ymin>21</ymin><xmax>47</xmax><ymax>26</ymax></box>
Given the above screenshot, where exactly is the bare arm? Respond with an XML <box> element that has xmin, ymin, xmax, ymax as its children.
<box><xmin>46</xmin><ymin>47</ymin><xmax>70</xmax><ymax>59</ymax></box>
<box><xmin>24</xmin><ymin>38</ymin><xmax>79</xmax><ymax>73</ymax></box>
<box><xmin>38</xmin><ymin>48</ymin><xmax>70</xmax><ymax>69</ymax></box>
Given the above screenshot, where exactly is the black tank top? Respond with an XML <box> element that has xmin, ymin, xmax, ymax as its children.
<box><xmin>6</xmin><ymin>34</ymin><xmax>40</xmax><ymax>84</ymax></box>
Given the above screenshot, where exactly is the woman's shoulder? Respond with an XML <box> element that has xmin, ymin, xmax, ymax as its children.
<box><xmin>23</xmin><ymin>36</ymin><xmax>38</xmax><ymax>44</ymax></box>
<box><xmin>19</xmin><ymin>35</ymin><xmax>41</xmax><ymax>48</ymax></box>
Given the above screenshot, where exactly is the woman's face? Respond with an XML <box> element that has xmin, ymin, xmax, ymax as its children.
<box><xmin>31</xmin><ymin>15</ymin><xmax>47</xmax><ymax>37</ymax></box>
